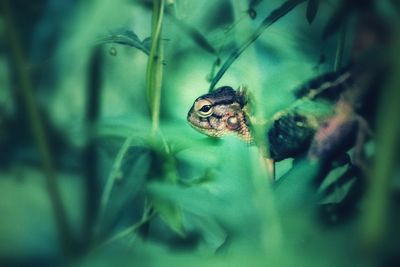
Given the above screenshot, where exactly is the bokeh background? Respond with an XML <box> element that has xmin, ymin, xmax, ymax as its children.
<box><xmin>0</xmin><ymin>0</ymin><xmax>399</xmax><ymax>266</ymax></box>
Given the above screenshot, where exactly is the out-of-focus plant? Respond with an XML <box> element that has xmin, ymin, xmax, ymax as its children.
<box><xmin>1</xmin><ymin>0</ymin><xmax>400</xmax><ymax>266</ymax></box>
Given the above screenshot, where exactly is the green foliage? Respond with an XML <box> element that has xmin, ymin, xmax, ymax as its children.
<box><xmin>208</xmin><ymin>0</ymin><xmax>307</xmax><ymax>91</ymax></box>
<box><xmin>98</xmin><ymin>29</ymin><xmax>151</xmax><ymax>55</ymax></box>
<box><xmin>1</xmin><ymin>0</ymin><xmax>399</xmax><ymax>266</ymax></box>
<box><xmin>306</xmin><ymin>0</ymin><xmax>320</xmax><ymax>24</ymax></box>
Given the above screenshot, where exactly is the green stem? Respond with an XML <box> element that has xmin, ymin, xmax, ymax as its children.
<box><xmin>361</xmin><ymin>31</ymin><xmax>400</xmax><ymax>247</ymax></box>
<box><xmin>334</xmin><ymin>22</ymin><xmax>346</xmax><ymax>71</ymax></box>
<box><xmin>95</xmin><ymin>133</ymin><xmax>137</xmax><ymax>238</ymax></box>
<box><xmin>96</xmin><ymin>201</ymin><xmax>156</xmax><ymax>249</ymax></box>
<box><xmin>0</xmin><ymin>0</ymin><xmax>74</xmax><ymax>254</ymax></box>
<box><xmin>146</xmin><ymin>0</ymin><xmax>165</xmax><ymax>134</ymax></box>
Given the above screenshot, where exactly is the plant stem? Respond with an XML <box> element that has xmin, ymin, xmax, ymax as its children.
<box><xmin>83</xmin><ymin>48</ymin><xmax>103</xmax><ymax>246</ymax></box>
<box><xmin>0</xmin><ymin>0</ymin><xmax>74</xmax><ymax>255</ymax></box>
<box><xmin>95</xmin><ymin>201</ymin><xmax>156</xmax><ymax>249</ymax></box>
<box><xmin>95</xmin><ymin>133</ymin><xmax>136</xmax><ymax>237</ymax></box>
<box><xmin>334</xmin><ymin>22</ymin><xmax>346</xmax><ymax>72</ymax></box>
<box><xmin>361</xmin><ymin>29</ymin><xmax>400</xmax><ymax>248</ymax></box>
<box><xmin>146</xmin><ymin>0</ymin><xmax>165</xmax><ymax>134</ymax></box>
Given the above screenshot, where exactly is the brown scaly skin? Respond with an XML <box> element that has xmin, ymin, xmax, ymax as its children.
<box><xmin>186</xmin><ymin>68</ymin><xmax>372</xmax><ymax>166</ymax></box>
<box><xmin>187</xmin><ymin>86</ymin><xmax>253</xmax><ymax>143</ymax></box>
<box><xmin>187</xmin><ymin>85</ymin><xmax>318</xmax><ymax>162</ymax></box>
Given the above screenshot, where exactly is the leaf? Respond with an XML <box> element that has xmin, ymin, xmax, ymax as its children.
<box><xmin>178</xmin><ymin>21</ymin><xmax>216</xmax><ymax>54</ymax></box>
<box><xmin>306</xmin><ymin>0</ymin><xmax>319</xmax><ymax>24</ymax></box>
<box><xmin>167</xmin><ymin>14</ymin><xmax>216</xmax><ymax>55</ymax></box>
<box><xmin>209</xmin><ymin>0</ymin><xmax>307</xmax><ymax>91</ymax></box>
<box><xmin>274</xmin><ymin>160</ymin><xmax>319</xmax><ymax>212</ymax></box>
<box><xmin>148</xmin><ymin>183</ymin><xmax>185</xmax><ymax>236</ymax></box>
<box><xmin>179</xmin><ymin>169</ymin><xmax>216</xmax><ymax>187</ymax></box>
<box><xmin>97</xmin><ymin>151</ymin><xmax>151</xmax><ymax>233</ymax></box>
<box><xmin>98</xmin><ymin>29</ymin><xmax>150</xmax><ymax>55</ymax></box>
<box><xmin>247</xmin><ymin>8</ymin><xmax>257</xmax><ymax>20</ymax></box>
<box><xmin>137</xmin><ymin>0</ymin><xmax>216</xmax><ymax>55</ymax></box>
<box><xmin>142</xmin><ymin>37</ymin><xmax>151</xmax><ymax>52</ymax></box>
<box><xmin>322</xmin><ymin>1</ymin><xmax>356</xmax><ymax>40</ymax></box>
<box><xmin>248</xmin><ymin>0</ymin><xmax>263</xmax><ymax>8</ymax></box>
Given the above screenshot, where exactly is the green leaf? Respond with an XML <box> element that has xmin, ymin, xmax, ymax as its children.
<box><xmin>138</xmin><ymin>0</ymin><xmax>216</xmax><ymax>55</ymax></box>
<box><xmin>306</xmin><ymin>0</ymin><xmax>319</xmax><ymax>24</ymax></box>
<box><xmin>148</xmin><ymin>183</ymin><xmax>185</xmax><ymax>236</ymax></box>
<box><xmin>172</xmin><ymin>19</ymin><xmax>216</xmax><ymax>55</ymax></box>
<box><xmin>209</xmin><ymin>0</ymin><xmax>307</xmax><ymax>91</ymax></box>
<box><xmin>322</xmin><ymin>1</ymin><xmax>355</xmax><ymax>40</ymax></box>
<box><xmin>247</xmin><ymin>8</ymin><xmax>257</xmax><ymax>19</ymax></box>
<box><xmin>98</xmin><ymin>29</ymin><xmax>150</xmax><ymax>55</ymax></box>
<box><xmin>179</xmin><ymin>169</ymin><xmax>216</xmax><ymax>187</ymax></box>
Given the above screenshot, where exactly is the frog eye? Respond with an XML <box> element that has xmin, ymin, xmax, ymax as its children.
<box><xmin>195</xmin><ymin>99</ymin><xmax>213</xmax><ymax>117</ymax></box>
<box><xmin>226</xmin><ymin>116</ymin><xmax>239</xmax><ymax>130</ymax></box>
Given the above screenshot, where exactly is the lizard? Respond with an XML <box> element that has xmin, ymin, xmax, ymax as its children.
<box><xmin>186</xmin><ymin>12</ymin><xmax>391</xmax><ymax>182</ymax></box>
<box><xmin>186</xmin><ymin>66</ymin><xmax>374</xmax><ymax>180</ymax></box>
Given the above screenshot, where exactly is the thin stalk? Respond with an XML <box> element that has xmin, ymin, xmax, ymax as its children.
<box><xmin>361</xmin><ymin>32</ymin><xmax>400</xmax><ymax>247</ymax></box>
<box><xmin>93</xmin><ymin>202</ymin><xmax>156</xmax><ymax>250</ymax></box>
<box><xmin>146</xmin><ymin>0</ymin><xmax>165</xmax><ymax>134</ymax></box>
<box><xmin>0</xmin><ymin>0</ymin><xmax>74</xmax><ymax>254</ymax></box>
<box><xmin>83</xmin><ymin>47</ymin><xmax>103</xmax><ymax>247</ymax></box>
<box><xmin>95</xmin><ymin>133</ymin><xmax>137</xmax><ymax>237</ymax></box>
<box><xmin>334</xmin><ymin>22</ymin><xmax>347</xmax><ymax>71</ymax></box>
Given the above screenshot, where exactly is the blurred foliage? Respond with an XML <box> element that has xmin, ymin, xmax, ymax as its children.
<box><xmin>0</xmin><ymin>0</ymin><xmax>399</xmax><ymax>267</ymax></box>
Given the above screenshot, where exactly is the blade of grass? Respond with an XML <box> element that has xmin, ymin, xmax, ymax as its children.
<box><xmin>95</xmin><ymin>133</ymin><xmax>138</xmax><ymax>238</ymax></box>
<box><xmin>361</xmin><ymin>30</ymin><xmax>400</xmax><ymax>248</ymax></box>
<box><xmin>334</xmin><ymin>22</ymin><xmax>347</xmax><ymax>71</ymax></box>
<box><xmin>93</xmin><ymin>200</ymin><xmax>156</xmax><ymax>250</ymax></box>
<box><xmin>306</xmin><ymin>0</ymin><xmax>319</xmax><ymax>24</ymax></box>
<box><xmin>209</xmin><ymin>0</ymin><xmax>307</xmax><ymax>92</ymax></box>
<box><xmin>0</xmin><ymin>0</ymin><xmax>74</xmax><ymax>255</ymax></box>
<box><xmin>83</xmin><ymin>47</ymin><xmax>103</xmax><ymax>247</ymax></box>
<box><xmin>146</xmin><ymin>0</ymin><xmax>165</xmax><ymax>134</ymax></box>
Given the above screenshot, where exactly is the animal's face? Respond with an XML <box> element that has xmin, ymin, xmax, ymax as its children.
<box><xmin>187</xmin><ymin>86</ymin><xmax>252</xmax><ymax>142</ymax></box>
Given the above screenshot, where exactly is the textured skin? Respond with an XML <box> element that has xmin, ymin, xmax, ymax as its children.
<box><xmin>267</xmin><ymin>112</ymin><xmax>316</xmax><ymax>161</ymax></box>
<box><xmin>187</xmin><ymin>86</ymin><xmax>252</xmax><ymax>142</ymax></box>
<box><xmin>187</xmin><ymin>70</ymin><xmax>358</xmax><ymax>162</ymax></box>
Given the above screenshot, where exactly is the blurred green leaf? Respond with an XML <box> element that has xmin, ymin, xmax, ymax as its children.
<box><xmin>138</xmin><ymin>0</ymin><xmax>216</xmax><ymax>55</ymax></box>
<box><xmin>148</xmin><ymin>183</ymin><xmax>185</xmax><ymax>236</ymax></box>
<box><xmin>96</xmin><ymin>149</ymin><xmax>151</xmax><ymax>236</ymax></box>
<box><xmin>306</xmin><ymin>0</ymin><xmax>319</xmax><ymax>24</ymax></box>
<box><xmin>98</xmin><ymin>29</ymin><xmax>150</xmax><ymax>55</ymax></box>
<box><xmin>179</xmin><ymin>169</ymin><xmax>216</xmax><ymax>187</ymax></box>
<box><xmin>321</xmin><ymin>0</ymin><xmax>358</xmax><ymax>40</ymax></box>
<box><xmin>171</xmin><ymin>18</ymin><xmax>216</xmax><ymax>55</ymax></box>
<box><xmin>209</xmin><ymin>0</ymin><xmax>307</xmax><ymax>91</ymax></box>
